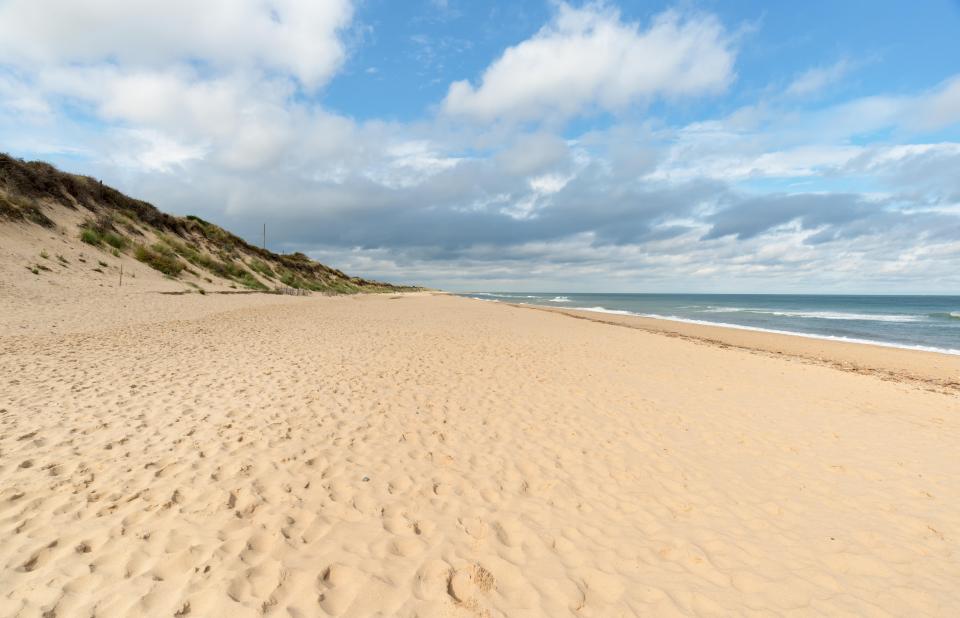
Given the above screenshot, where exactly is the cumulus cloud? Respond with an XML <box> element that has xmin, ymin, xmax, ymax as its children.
<box><xmin>0</xmin><ymin>0</ymin><xmax>358</xmax><ymax>173</ymax></box>
<box><xmin>0</xmin><ymin>0</ymin><xmax>353</xmax><ymax>89</ymax></box>
<box><xmin>442</xmin><ymin>3</ymin><xmax>735</xmax><ymax>121</ymax></box>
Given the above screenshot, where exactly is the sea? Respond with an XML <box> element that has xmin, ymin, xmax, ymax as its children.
<box><xmin>458</xmin><ymin>293</ymin><xmax>960</xmax><ymax>355</ymax></box>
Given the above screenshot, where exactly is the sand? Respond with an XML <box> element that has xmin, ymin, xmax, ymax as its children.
<box><xmin>526</xmin><ymin>304</ymin><xmax>960</xmax><ymax>394</ymax></box>
<box><xmin>2</xmin><ymin>291</ymin><xmax>959</xmax><ymax>617</ymax></box>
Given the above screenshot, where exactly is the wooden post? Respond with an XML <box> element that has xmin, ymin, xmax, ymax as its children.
<box><xmin>119</xmin><ymin>263</ymin><xmax>123</xmax><ymax>288</ymax></box>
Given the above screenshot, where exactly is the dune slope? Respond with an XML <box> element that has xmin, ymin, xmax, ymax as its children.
<box><xmin>0</xmin><ymin>153</ymin><xmax>415</xmax><ymax>297</ymax></box>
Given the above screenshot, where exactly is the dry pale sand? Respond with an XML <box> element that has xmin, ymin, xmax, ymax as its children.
<box><xmin>2</xmin><ymin>291</ymin><xmax>959</xmax><ymax>617</ymax></box>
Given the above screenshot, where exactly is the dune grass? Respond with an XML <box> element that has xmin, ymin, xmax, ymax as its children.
<box><xmin>80</xmin><ymin>228</ymin><xmax>101</xmax><ymax>246</ymax></box>
<box><xmin>134</xmin><ymin>244</ymin><xmax>184</xmax><ymax>277</ymax></box>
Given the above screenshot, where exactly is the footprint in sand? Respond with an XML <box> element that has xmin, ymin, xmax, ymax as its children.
<box><xmin>317</xmin><ymin>563</ymin><xmax>365</xmax><ymax>615</ymax></box>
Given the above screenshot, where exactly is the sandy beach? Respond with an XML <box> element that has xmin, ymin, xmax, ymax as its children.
<box><xmin>1</xmin><ymin>291</ymin><xmax>958</xmax><ymax>617</ymax></box>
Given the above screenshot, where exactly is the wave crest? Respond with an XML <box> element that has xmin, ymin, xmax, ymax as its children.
<box><xmin>703</xmin><ymin>307</ymin><xmax>923</xmax><ymax>322</ymax></box>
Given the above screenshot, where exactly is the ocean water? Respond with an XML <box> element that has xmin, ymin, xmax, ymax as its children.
<box><xmin>459</xmin><ymin>293</ymin><xmax>960</xmax><ymax>355</ymax></box>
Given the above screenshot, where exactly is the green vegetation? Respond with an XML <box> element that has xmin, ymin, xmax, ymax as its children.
<box><xmin>278</xmin><ymin>269</ymin><xmax>306</xmax><ymax>289</ymax></box>
<box><xmin>40</xmin><ymin>249</ymin><xmax>49</xmax><ymax>259</ymax></box>
<box><xmin>79</xmin><ymin>217</ymin><xmax>126</xmax><ymax>252</ymax></box>
<box><xmin>98</xmin><ymin>260</ymin><xmax>108</xmax><ymax>268</ymax></box>
<box><xmin>155</xmin><ymin>233</ymin><xmax>266</xmax><ymax>290</ymax></box>
<box><xmin>274</xmin><ymin>268</ymin><xmax>361</xmax><ymax>294</ymax></box>
<box><xmin>103</xmin><ymin>231</ymin><xmax>126</xmax><ymax>249</ymax></box>
<box><xmin>80</xmin><ymin>228</ymin><xmax>101</xmax><ymax>245</ymax></box>
<box><xmin>134</xmin><ymin>243</ymin><xmax>184</xmax><ymax>277</ymax></box>
<box><xmin>56</xmin><ymin>254</ymin><xmax>69</xmax><ymax>265</ymax></box>
<box><xmin>249</xmin><ymin>259</ymin><xmax>275</xmax><ymax>279</ymax></box>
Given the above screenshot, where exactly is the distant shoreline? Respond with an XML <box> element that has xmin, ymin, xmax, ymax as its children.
<box><xmin>480</xmin><ymin>299</ymin><xmax>960</xmax><ymax>394</ymax></box>
<box><xmin>455</xmin><ymin>292</ymin><xmax>960</xmax><ymax>355</ymax></box>
<box><xmin>538</xmin><ymin>304</ymin><xmax>959</xmax><ymax>355</ymax></box>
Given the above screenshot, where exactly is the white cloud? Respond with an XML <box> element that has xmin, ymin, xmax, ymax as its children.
<box><xmin>442</xmin><ymin>3</ymin><xmax>735</xmax><ymax>121</ymax></box>
<box><xmin>0</xmin><ymin>0</ymin><xmax>353</xmax><ymax>89</ymax></box>
<box><xmin>786</xmin><ymin>58</ymin><xmax>852</xmax><ymax>97</ymax></box>
<box><xmin>913</xmin><ymin>75</ymin><xmax>960</xmax><ymax>131</ymax></box>
<box><xmin>650</xmin><ymin>144</ymin><xmax>866</xmax><ymax>182</ymax></box>
<box><xmin>365</xmin><ymin>140</ymin><xmax>464</xmax><ymax>189</ymax></box>
<box><xmin>0</xmin><ymin>0</ymin><xmax>358</xmax><ymax>172</ymax></box>
<box><xmin>107</xmin><ymin>129</ymin><xmax>208</xmax><ymax>173</ymax></box>
<box><xmin>0</xmin><ymin>72</ymin><xmax>52</xmax><ymax>118</ymax></box>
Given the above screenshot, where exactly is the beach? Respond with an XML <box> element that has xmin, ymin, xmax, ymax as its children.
<box><xmin>2</xmin><ymin>291</ymin><xmax>959</xmax><ymax>616</ymax></box>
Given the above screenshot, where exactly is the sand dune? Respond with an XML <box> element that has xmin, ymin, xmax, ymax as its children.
<box><xmin>2</xmin><ymin>293</ymin><xmax>959</xmax><ymax>616</ymax></box>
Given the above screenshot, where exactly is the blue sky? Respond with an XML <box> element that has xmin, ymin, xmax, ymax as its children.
<box><xmin>326</xmin><ymin>1</ymin><xmax>960</xmax><ymax>127</ymax></box>
<box><xmin>1</xmin><ymin>0</ymin><xmax>959</xmax><ymax>292</ymax></box>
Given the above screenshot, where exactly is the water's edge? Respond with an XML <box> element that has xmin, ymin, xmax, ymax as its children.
<box><xmin>460</xmin><ymin>293</ymin><xmax>960</xmax><ymax>356</ymax></box>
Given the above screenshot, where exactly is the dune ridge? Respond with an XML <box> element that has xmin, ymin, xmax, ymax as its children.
<box><xmin>0</xmin><ymin>152</ymin><xmax>418</xmax><ymax>297</ymax></box>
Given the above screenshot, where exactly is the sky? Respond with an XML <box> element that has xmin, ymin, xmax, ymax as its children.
<box><xmin>1</xmin><ymin>0</ymin><xmax>960</xmax><ymax>293</ymax></box>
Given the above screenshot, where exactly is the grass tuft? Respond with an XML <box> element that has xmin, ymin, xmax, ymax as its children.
<box><xmin>80</xmin><ymin>228</ymin><xmax>101</xmax><ymax>245</ymax></box>
<box><xmin>134</xmin><ymin>244</ymin><xmax>184</xmax><ymax>277</ymax></box>
<box><xmin>103</xmin><ymin>231</ymin><xmax>126</xmax><ymax>249</ymax></box>
<box><xmin>249</xmin><ymin>259</ymin><xmax>275</xmax><ymax>279</ymax></box>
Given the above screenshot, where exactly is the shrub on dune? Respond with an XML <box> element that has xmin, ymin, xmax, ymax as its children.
<box><xmin>134</xmin><ymin>244</ymin><xmax>184</xmax><ymax>277</ymax></box>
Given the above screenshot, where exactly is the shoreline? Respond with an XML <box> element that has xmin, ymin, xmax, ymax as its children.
<box><xmin>581</xmin><ymin>307</ymin><xmax>960</xmax><ymax>356</ymax></box>
<box><xmin>462</xmin><ymin>294</ymin><xmax>960</xmax><ymax>356</ymax></box>
<box><xmin>490</xmin><ymin>300</ymin><xmax>960</xmax><ymax>394</ymax></box>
